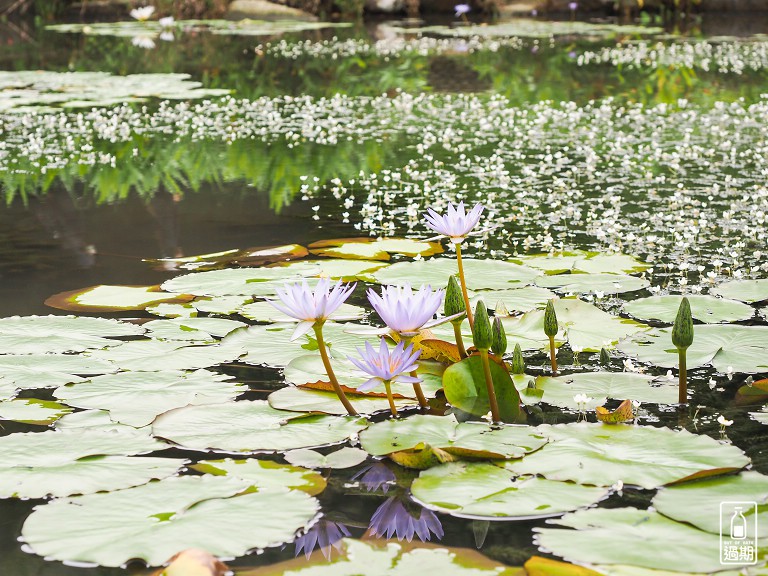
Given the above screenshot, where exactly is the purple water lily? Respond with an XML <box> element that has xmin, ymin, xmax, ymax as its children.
<box><xmin>367</xmin><ymin>284</ymin><xmax>444</xmax><ymax>336</ymax></box>
<box><xmin>424</xmin><ymin>201</ymin><xmax>484</xmax><ymax>245</ymax></box>
<box><xmin>352</xmin><ymin>462</ymin><xmax>397</xmax><ymax>493</ymax></box>
<box><xmin>295</xmin><ymin>520</ymin><xmax>351</xmax><ymax>560</ymax></box>
<box><xmin>568</xmin><ymin>1</ymin><xmax>578</xmax><ymax>10</ymax></box>
<box><xmin>367</xmin><ymin>497</ymin><xmax>444</xmax><ymax>543</ymax></box>
<box><xmin>349</xmin><ymin>339</ymin><xmax>422</xmax><ymax>393</ymax></box>
<box><xmin>454</xmin><ymin>3</ymin><xmax>470</xmax><ymax>16</ymax></box>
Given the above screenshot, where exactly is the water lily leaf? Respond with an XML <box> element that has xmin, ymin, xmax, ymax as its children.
<box><xmin>623</xmin><ymin>295</ymin><xmax>754</xmax><ymax>324</ymax></box>
<box><xmin>239</xmin><ymin>301</ymin><xmax>366</xmax><ymax>323</ymax></box>
<box><xmin>471</xmin><ymin>286</ymin><xmax>556</xmax><ymax>314</ymax></box>
<box><xmin>388</xmin><ymin>445</ymin><xmax>457</xmax><ymax>469</ymax></box>
<box><xmin>618</xmin><ymin>325</ymin><xmax>768</xmax><ymax>373</ymax></box>
<box><xmin>55</xmin><ymin>369</ymin><xmax>246</xmax><ymax>427</ymax></box>
<box><xmin>523</xmin><ymin>556</ymin><xmax>602</xmax><ymax>576</ymax></box>
<box><xmin>653</xmin><ymin>472</ymin><xmax>768</xmax><ymax>537</ymax></box>
<box><xmin>151</xmin><ymin>244</ymin><xmax>308</xmax><ymax>272</ymax></box>
<box><xmin>268</xmin><ymin>386</ymin><xmax>420</xmax><ymax>415</ymax></box>
<box><xmin>308</xmin><ymin>237</ymin><xmax>443</xmax><ymax>261</ymax></box>
<box><xmin>0</xmin><ymin>428</ymin><xmax>178</xmax><ymax>498</ymax></box>
<box><xmin>162</xmin><ymin>268</ymin><xmax>299</xmax><ymax>297</ymax></box>
<box><xmin>419</xmin><ymin>339</ymin><xmax>462</xmax><ymax>363</ymax></box>
<box><xmin>143</xmin><ymin>317</ymin><xmax>247</xmax><ymax>342</ymax></box>
<box><xmin>504</xmin><ymin>422</ymin><xmax>750</xmax><ymax>489</ymax></box>
<box><xmin>153</xmin><ymin>400</ymin><xmax>368</xmax><ymax>453</ymax></box>
<box><xmin>711</xmin><ymin>278</ymin><xmax>768</xmax><ymax>303</ymax></box>
<box><xmin>0</xmin><ymin>398</ymin><xmax>72</xmax><ymax>425</ymax></box>
<box><xmin>513</xmin><ymin>252</ymin><xmax>651</xmax><ymax>275</ymax></box>
<box><xmin>443</xmin><ymin>355</ymin><xmax>521</xmax><ymax>422</ymax></box>
<box><xmin>534</xmin><ymin>372</ymin><xmax>678</xmax><ymax>410</ymax></box>
<box><xmin>284</xmin><ymin>447</ymin><xmax>368</xmax><ymax>470</ymax></box>
<box><xmin>0</xmin><ymin>353</ymin><xmax>117</xmax><ymax>390</ymax></box>
<box><xmin>233</xmin><ymin>244</ymin><xmax>310</xmax><ymax>268</ymax></box>
<box><xmin>750</xmin><ymin>408</ymin><xmax>768</xmax><ymax>425</ymax></box>
<box><xmin>193</xmin><ymin>295</ymin><xmax>253</xmax><ymax>315</ymax></box>
<box><xmin>534</xmin><ymin>508</ymin><xmax>733</xmax><ymax>573</ymax></box>
<box><xmin>595</xmin><ymin>400</ymin><xmax>634</xmax><ymax>424</ymax></box>
<box><xmin>21</xmin><ymin>475</ymin><xmax>319</xmax><ymax>567</ymax></box>
<box><xmin>359</xmin><ymin>414</ymin><xmax>547</xmax><ymax>459</ymax></box>
<box><xmin>44</xmin><ymin>285</ymin><xmax>194</xmax><ymax>312</ymax></box>
<box><xmin>536</xmin><ymin>273</ymin><xmax>649</xmax><ymax>296</ymax></box>
<box><xmin>89</xmin><ymin>338</ymin><xmax>246</xmax><ymax>371</ymax></box>
<box><xmin>368</xmin><ymin>258</ymin><xmax>540</xmax><ymax>290</ymax></box>
<box><xmin>146</xmin><ymin>302</ymin><xmax>198</xmax><ymax>318</ymax></box>
<box><xmin>190</xmin><ymin>458</ymin><xmax>326</xmax><ymax>495</ymax></box>
<box><xmin>411</xmin><ymin>462</ymin><xmax>608</xmax><ymax>520</ymax></box>
<box><xmin>269</xmin><ymin>258</ymin><xmax>387</xmax><ymax>280</ymax></box>
<box><xmin>735</xmin><ymin>379</ymin><xmax>768</xmax><ymax>405</ymax></box>
<box><xmin>55</xmin><ymin>409</ymin><xmax>150</xmax><ymax>432</ymax></box>
<box><xmin>0</xmin><ymin>314</ymin><xmax>144</xmax><ymax>354</ymax></box>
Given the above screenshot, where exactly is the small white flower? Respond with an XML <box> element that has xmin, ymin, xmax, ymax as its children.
<box><xmin>130</xmin><ymin>5</ymin><xmax>156</xmax><ymax>20</ymax></box>
<box><xmin>717</xmin><ymin>415</ymin><xmax>733</xmax><ymax>427</ymax></box>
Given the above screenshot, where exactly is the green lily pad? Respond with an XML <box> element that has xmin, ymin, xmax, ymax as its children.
<box><xmin>751</xmin><ymin>407</ymin><xmax>768</xmax><ymax>425</ymax></box>
<box><xmin>471</xmin><ymin>286</ymin><xmax>556</xmax><ymax>314</ymax></box>
<box><xmin>308</xmin><ymin>237</ymin><xmax>443</xmax><ymax>261</ymax></box>
<box><xmin>54</xmin><ymin>369</ymin><xmax>246</xmax><ymax>427</ymax></box>
<box><xmin>513</xmin><ymin>252</ymin><xmax>651</xmax><ymax>275</ymax></box>
<box><xmin>190</xmin><ymin>458</ymin><xmax>327</xmax><ymax>495</ymax></box>
<box><xmin>268</xmin><ymin>386</ymin><xmax>420</xmax><ymax>415</ymax></box>
<box><xmin>411</xmin><ymin>462</ymin><xmax>608</xmax><ymax>520</ymax></box>
<box><xmin>504</xmin><ymin>423</ymin><xmax>750</xmax><ymax>489</ymax></box>
<box><xmin>0</xmin><ymin>429</ymin><xmax>179</xmax><ymax>498</ymax></box>
<box><xmin>623</xmin><ymin>295</ymin><xmax>755</xmax><ymax>324</ymax></box>
<box><xmin>618</xmin><ymin>325</ymin><xmax>768</xmax><ymax>373</ymax></box>
<box><xmin>533</xmin><ymin>372</ymin><xmax>678</xmax><ymax>409</ymax></box>
<box><xmin>0</xmin><ymin>398</ymin><xmax>72</xmax><ymax>425</ymax></box>
<box><xmin>535</xmin><ymin>273</ymin><xmax>650</xmax><ymax>295</ymax></box>
<box><xmin>535</xmin><ymin>508</ymin><xmax>760</xmax><ymax>573</ymax></box>
<box><xmin>153</xmin><ymin>400</ymin><xmax>368</xmax><ymax>453</ymax></box>
<box><xmin>0</xmin><ymin>353</ymin><xmax>117</xmax><ymax>390</ymax></box>
<box><xmin>359</xmin><ymin>414</ymin><xmax>547</xmax><ymax>459</ymax></box>
<box><xmin>193</xmin><ymin>295</ymin><xmax>253</xmax><ymax>315</ymax></box>
<box><xmin>269</xmin><ymin>258</ymin><xmax>387</xmax><ymax>280</ymax></box>
<box><xmin>284</xmin><ymin>447</ymin><xmax>368</xmax><ymax>470</ymax></box>
<box><xmin>443</xmin><ymin>355</ymin><xmax>521</xmax><ymax>422</ymax></box>
<box><xmin>367</xmin><ymin>258</ymin><xmax>541</xmax><ymax>290</ymax></box>
<box><xmin>55</xmin><ymin>409</ymin><xmax>149</xmax><ymax>432</ymax></box>
<box><xmin>21</xmin><ymin>475</ymin><xmax>319</xmax><ymax>567</ymax></box>
<box><xmin>711</xmin><ymin>279</ymin><xmax>768</xmax><ymax>303</ymax></box>
<box><xmin>146</xmin><ymin>302</ymin><xmax>198</xmax><ymax>318</ymax></box>
<box><xmin>653</xmin><ymin>472</ymin><xmax>768</xmax><ymax>537</ymax></box>
<box><xmin>88</xmin><ymin>338</ymin><xmax>245</xmax><ymax>371</ymax></box>
<box><xmin>239</xmin><ymin>301</ymin><xmax>366</xmax><ymax>323</ymax></box>
<box><xmin>162</xmin><ymin>268</ymin><xmax>299</xmax><ymax>297</ymax></box>
<box><xmin>143</xmin><ymin>317</ymin><xmax>247</xmax><ymax>342</ymax></box>
<box><xmin>44</xmin><ymin>284</ymin><xmax>193</xmax><ymax>312</ymax></box>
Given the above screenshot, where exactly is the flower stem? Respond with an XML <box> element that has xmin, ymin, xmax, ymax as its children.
<box><xmin>548</xmin><ymin>335</ymin><xmax>558</xmax><ymax>375</ymax></box>
<box><xmin>678</xmin><ymin>348</ymin><xmax>687</xmax><ymax>405</ymax></box>
<box><xmin>452</xmin><ymin>321</ymin><xmax>467</xmax><ymax>359</ymax></box>
<box><xmin>479</xmin><ymin>349</ymin><xmax>501</xmax><ymax>423</ymax></box>
<box><xmin>402</xmin><ymin>334</ymin><xmax>429</xmax><ymax>409</ymax></box>
<box><xmin>384</xmin><ymin>381</ymin><xmax>398</xmax><ymax>418</ymax></box>
<box><xmin>313</xmin><ymin>323</ymin><xmax>358</xmax><ymax>416</ymax></box>
<box><xmin>456</xmin><ymin>243</ymin><xmax>474</xmax><ymax>330</ymax></box>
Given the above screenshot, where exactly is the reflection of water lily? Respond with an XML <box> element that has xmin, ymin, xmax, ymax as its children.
<box><xmin>295</xmin><ymin>520</ymin><xmax>350</xmax><ymax>560</ymax></box>
<box><xmin>424</xmin><ymin>201</ymin><xmax>483</xmax><ymax>245</ymax></box>
<box><xmin>159</xmin><ymin>15</ymin><xmax>175</xmax><ymax>28</ymax></box>
<box><xmin>367</xmin><ymin>284</ymin><xmax>443</xmax><ymax>336</ymax></box>
<box><xmin>367</xmin><ymin>497</ymin><xmax>444</xmax><ymax>542</ymax></box>
<box><xmin>270</xmin><ymin>277</ymin><xmax>356</xmax><ymax>340</ymax></box>
<box><xmin>130</xmin><ymin>5</ymin><xmax>156</xmax><ymax>20</ymax></box>
<box><xmin>159</xmin><ymin>31</ymin><xmax>175</xmax><ymax>42</ymax></box>
<box><xmin>351</xmin><ymin>462</ymin><xmax>396</xmax><ymax>493</ymax></box>
<box><xmin>131</xmin><ymin>36</ymin><xmax>156</xmax><ymax>50</ymax></box>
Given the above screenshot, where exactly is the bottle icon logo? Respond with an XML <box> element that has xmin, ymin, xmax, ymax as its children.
<box><xmin>720</xmin><ymin>501</ymin><xmax>758</xmax><ymax>565</ymax></box>
<box><xmin>730</xmin><ymin>507</ymin><xmax>747</xmax><ymax>540</ymax></box>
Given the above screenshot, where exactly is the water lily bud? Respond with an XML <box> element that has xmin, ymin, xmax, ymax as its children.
<box><xmin>511</xmin><ymin>343</ymin><xmax>525</xmax><ymax>374</ymax></box>
<box><xmin>472</xmin><ymin>301</ymin><xmax>493</xmax><ymax>351</ymax></box>
<box><xmin>544</xmin><ymin>300</ymin><xmax>558</xmax><ymax>338</ymax></box>
<box><xmin>672</xmin><ymin>297</ymin><xmax>694</xmax><ymax>349</ymax></box>
<box><xmin>599</xmin><ymin>347</ymin><xmax>611</xmax><ymax>366</ymax></box>
<box><xmin>445</xmin><ymin>275</ymin><xmax>466</xmax><ymax>318</ymax></box>
<box><xmin>491</xmin><ymin>316</ymin><xmax>507</xmax><ymax>356</ymax></box>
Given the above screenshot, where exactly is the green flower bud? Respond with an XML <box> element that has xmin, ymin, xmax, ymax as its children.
<box><xmin>491</xmin><ymin>316</ymin><xmax>507</xmax><ymax>356</ymax></box>
<box><xmin>511</xmin><ymin>343</ymin><xmax>525</xmax><ymax>374</ymax></box>
<box><xmin>472</xmin><ymin>300</ymin><xmax>493</xmax><ymax>351</ymax></box>
<box><xmin>599</xmin><ymin>347</ymin><xmax>611</xmax><ymax>366</ymax></box>
<box><xmin>544</xmin><ymin>300</ymin><xmax>558</xmax><ymax>338</ymax></box>
<box><xmin>445</xmin><ymin>275</ymin><xmax>466</xmax><ymax>318</ymax></box>
<box><xmin>672</xmin><ymin>297</ymin><xmax>694</xmax><ymax>350</ymax></box>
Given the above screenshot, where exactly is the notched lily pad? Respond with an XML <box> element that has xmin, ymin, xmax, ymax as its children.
<box><xmin>512</xmin><ymin>251</ymin><xmax>651</xmax><ymax>275</ymax></box>
<box><xmin>711</xmin><ymin>278</ymin><xmax>768</xmax><ymax>303</ymax></box>
<box><xmin>0</xmin><ymin>398</ymin><xmax>72</xmax><ymax>425</ymax></box>
<box><xmin>535</xmin><ymin>273</ymin><xmax>649</xmax><ymax>296</ymax></box>
<box><xmin>308</xmin><ymin>237</ymin><xmax>443</xmax><ymax>261</ymax></box>
<box><xmin>623</xmin><ymin>294</ymin><xmax>754</xmax><ymax>324</ymax></box>
<box><xmin>45</xmin><ymin>285</ymin><xmax>194</xmax><ymax>312</ymax></box>
<box><xmin>89</xmin><ymin>338</ymin><xmax>246</xmax><ymax>371</ymax></box>
<box><xmin>283</xmin><ymin>447</ymin><xmax>368</xmax><ymax>470</ymax></box>
<box><xmin>143</xmin><ymin>317</ymin><xmax>247</xmax><ymax>342</ymax></box>
<box><xmin>534</xmin><ymin>372</ymin><xmax>677</xmax><ymax>410</ymax></box>
<box><xmin>191</xmin><ymin>458</ymin><xmax>327</xmax><ymax>495</ymax></box>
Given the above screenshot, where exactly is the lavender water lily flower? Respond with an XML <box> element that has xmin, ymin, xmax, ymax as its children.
<box><xmin>352</xmin><ymin>462</ymin><xmax>397</xmax><ymax>493</ymax></box>
<box><xmin>270</xmin><ymin>277</ymin><xmax>356</xmax><ymax>340</ymax></box>
<box><xmin>294</xmin><ymin>520</ymin><xmax>350</xmax><ymax>560</ymax></box>
<box><xmin>367</xmin><ymin>497</ymin><xmax>444</xmax><ymax>543</ymax></box>
<box><xmin>367</xmin><ymin>284</ymin><xmax>444</xmax><ymax>336</ymax></box>
<box><xmin>424</xmin><ymin>201</ymin><xmax>483</xmax><ymax>245</ymax></box>
<box><xmin>454</xmin><ymin>3</ymin><xmax>470</xmax><ymax>16</ymax></box>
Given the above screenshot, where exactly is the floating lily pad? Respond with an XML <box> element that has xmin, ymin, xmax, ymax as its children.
<box><xmin>368</xmin><ymin>258</ymin><xmax>540</xmax><ymax>290</ymax></box>
<box><xmin>623</xmin><ymin>295</ymin><xmax>754</xmax><ymax>324</ymax></box>
<box><xmin>711</xmin><ymin>278</ymin><xmax>768</xmax><ymax>303</ymax></box>
<box><xmin>471</xmin><ymin>286</ymin><xmax>556</xmax><ymax>314</ymax></box>
<box><xmin>442</xmin><ymin>355</ymin><xmax>521</xmax><ymax>422</ymax></box>
<box><xmin>143</xmin><ymin>317</ymin><xmax>247</xmax><ymax>342</ymax></box>
<box><xmin>44</xmin><ymin>285</ymin><xmax>193</xmax><ymax>312</ymax></box>
<box><xmin>0</xmin><ymin>428</ymin><xmax>178</xmax><ymax>498</ymax></box>
<box><xmin>239</xmin><ymin>301</ymin><xmax>366</xmax><ymax>323</ymax></box>
<box><xmin>55</xmin><ymin>369</ymin><xmax>246</xmax><ymax>428</ymax></box>
<box><xmin>618</xmin><ymin>324</ymin><xmax>768</xmax><ymax>373</ymax></box>
<box><xmin>359</xmin><ymin>414</ymin><xmax>547</xmax><ymax>459</ymax></box>
<box><xmin>21</xmin><ymin>475</ymin><xmax>319</xmax><ymax>567</ymax></box>
<box><xmin>151</xmin><ymin>244</ymin><xmax>308</xmax><ymax>272</ymax></box>
<box><xmin>88</xmin><ymin>338</ymin><xmax>245</xmax><ymax>371</ymax></box>
<box><xmin>308</xmin><ymin>237</ymin><xmax>443</xmax><ymax>261</ymax></box>
<box><xmin>750</xmin><ymin>408</ymin><xmax>768</xmax><ymax>425</ymax></box>
<box><xmin>284</xmin><ymin>447</ymin><xmax>368</xmax><ymax>470</ymax></box>
<box><xmin>146</xmin><ymin>302</ymin><xmax>198</xmax><ymax>318</ymax></box>
<box><xmin>268</xmin><ymin>386</ymin><xmax>419</xmax><ymax>415</ymax></box>
<box><xmin>193</xmin><ymin>295</ymin><xmax>253</xmax><ymax>315</ymax></box>
<box><xmin>0</xmin><ymin>398</ymin><xmax>72</xmax><ymax>425</ymax></box>
<box><xmin>269</xmin><ymin>258</ymin><xmax>387</xmax><ymax>280</ymax></box>
<box><xmin>513</xmin><ymin>252</ymin><xmax>651</xmax><ymax>275</ymax></box>
<box><xmin>153</xmin><ymin>400</ymin><xmax>368</xmax><ymax>453</ymax></box>
<box><xmin>535</xmin><ymin>273</ymin><xmax>649</xmax><ymax>295</ymax></box>
<box><xmin>396</xmin><ymin>20</ymin><xmax>662</xmax><ymax>39</ymax></box>
<box><xmin>190</xmin><ymin>458</ymin><xmax>327</xmax><ymax>495</ymax></box>
<box><xmin>411</xmin><ymin>462</ymin><xmax>608</xmax><ymax>520</ymax></box>
<box><xmin>162</xmin><ymin>268</ymin><xmax>299</xmax><ymax>297</ymax></box>
<box><xmin>533</xmin><ymin>372</ymin><xmax>678</xmax><ymax>410</ymax></box>
<box><xmin>504</xmin><ymin>423</ymin><xmax>750</xmax><ymax>489</ymax></box>
<box><xmin>535</xmin><ymin>508</ymin><xmax>731</xmax><ymax>573</ymax></box>
<box><xmin>54</xmin><ymin>409</ymin><xmax>149</xmax><ymax>432</ymax></box>
<box><xmin>653</xmin><ymin>472</ymin><xmax>768</xmax><ymax>537</ymax></box>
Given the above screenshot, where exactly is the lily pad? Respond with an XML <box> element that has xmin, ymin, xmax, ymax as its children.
<box><xmin>535</xmin><ymin>273</ymin><xmax>649</xmax><ymax>296</ymax></box>
<box><xmin>88</xmin><ymin>338</ymin><xmax>245</xmax><ymax>371</ymax></box>
<box><xmin>504</xmin><ymin>422</ymin><xmax>750</xmax><ymax>489</ymax></box>
<box><xmin>143</xmin><ymin>317</ymin><xmax>247</xmax><ymax>342</ymax></box>
<box><xmin>623</xmin><ymin>295</ymin><xmax>754</xmax><ymax>324</ymax></box>
<box><xmin>193</xmin><ymin>295</ymin><xmax>253</xmax><ymax>315</ymax></box>
<box><xmin>308</xmin><ymin>238</ymin><xmax>443</xmax><ymax>261</ymax></box>
<box><xmin>269</xmin><ymin>258</ymin><xmax>387</xmax><ymax>280</ymax></box>
<box><xmin>21</xmin><ymin>475</ymin><xmax>319</xmax><ymax>567</ymax></box>
<box><xmin>190</xmin><ymin>458</ymin><xmax>327</xmax><ymax>495</ymax></box>
<box><xmin>359</xmin><ymin>414</ymin><xmax>547</xmax><ymax>459</ymax></box>
<box><xmin>54</xmin><ymin>369</ymin><xmax>246</xmax><ymax>427</ymax></box>
<box><xmin>513</xmin><ymin>252</ymin><xmax>651</xmax><ymax>275</ymax></box>
<box><xmin>153</xmin><ymin>400</ymin><xmax>368</xmax><ymax>453</ymax></box>
<box><xmin>54</xmin><ymin>409</ymin><xmax>149</xmax><ymax>432</ymax></box>
<box><xmin>711</xmin><ymin>278</ymin><xmax>768</xmax><ymax>303</ymax></box>
<box><xmin>618</xmin><ymin>324</ymin><xmax>768</xmax><ymax>373</ymax></box>
<box><xmin>162</xmin><ymin>268</ymin><xmax>299</xmax><ymax>297</ymax></box>
<box><xmin>471</xmin><ymin>286</ymin><xmax>556</xmax><ymax>314</ymax></box>
<box><xmin>395</xmin><ymin>20</ymin><xmax>662</xmax><ymax>39</ymax></box>
<box><xmin>268</xmin><ymin>386</ymin><xmax>420</xmax><ymax>415</ymax></box>
<box><xmin>653</xmin><ymin>472</ymin><xmax>768</xmax><ymax>537</ymax></box>
<box><xmin>0</xmin><ymin>398</ymin><xmax>72</xmax><ymax>425</ymax></box>
<box><xmin>44</xmin><ymin>284</ymin><xmax>193</xmax><ymax>312</ymax></box>
<box><xmin>146</xmin><ymin>302</ymin><xmax>198</xmax><ymax>318</ymax></box>
<box><xmin>284</xmin><ymin>447</ymin><xmax>368</xmax><ymax>470</ymax></box>
<box><xmin>750</xmin><ymin>408</ymin><xmax>768</xmax><ymax>425</ymax></box>
<box><xmin>442</xmin><ymin>355</ymin><xmax>521</xmax><ymax>422</ymax></box>
<box><xmin>239</xmin><ymin>301</ymin><xmax>366</xmax><ymax>323</ymax></box>
<box><xmin>368</xmin><ymin>258</ymin><xmax>541</xmax><ymax>290</ymax></box>
<box><xmin>411</xmin><ymin>462</ymin><xmax>608</xmax><ymax>520</ymax></box>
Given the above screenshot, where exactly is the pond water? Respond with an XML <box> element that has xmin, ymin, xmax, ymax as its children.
<box><xmin>1</xmin><ymin>10</ymin><xmax>768</xmax><ymax>575</ymax></box>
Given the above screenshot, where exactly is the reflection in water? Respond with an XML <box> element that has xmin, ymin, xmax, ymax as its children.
<box><xmin>351</xmin><ymin>461</ymin><xmax>397</xmax><ymax>493</ymax></box>
<box><xmin>366</xmin><ymin>496</ymin><xmax>444</xmax><ymax>543</ymax></box>
<box><xmin>294</xmin><ymin>520</ymin><xmax>351</xmax><ymax>560</ymax></box>
<box><xmin>31</xmin><ymin>189</ymin><xmax>96</xmax><ymax>269</ymax></box>
<box><xmin>145</xmin><ymin>188</ymin><xmax>183</xmax><ymax>259</ymax></box>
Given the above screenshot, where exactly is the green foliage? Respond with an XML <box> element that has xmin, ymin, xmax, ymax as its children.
<box><xmin>510</xmin><ymin>343</ymin><xmax>525</xmax><ymax>374</ymax></box>
<box><xmin>442</xmin><ymin>355</ymin><xmax>520</xmax><ymax>423</ymax></box>
<box><xmin>671</xmin><ymin>297</ymin><xmax>694</xmax><ymax>349</ymax></box>
<box><xmin>544</xmin><ymin>300</ymin><xmax>558</xmax><ymax>338</ymax></box>
<box><xmin>472</xmin><ymin>301</ymin><xmax>493</xmax><ymax>351</ymax></box>
<box><xmin>445</xmin><ymin>275</ymin><xmax>466</xmax><ymax>317</ymax></box>
<box><xmin>491</xmin><ymin>316</ymin><xmax>507</xmax><ymax>356</ymax></box>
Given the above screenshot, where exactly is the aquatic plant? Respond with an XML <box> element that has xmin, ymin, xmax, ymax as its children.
<box><xmin>472</xmin><ymin>301</ymin><xmax>500</xmax><ymax>423</ymax></box>
<box><xmin>510</xmin><ymin>343</ymin><xmax>525</xmax><ymax>374</ymax></box>
<box><xmin>295</xmin><ymin>520</ymin><xmax>350</xmax><ymax>560</ymax></box>
<box><xmin>671</xmin><ymin>297</ymin><xmax>694</xmax><ymax>405</ymax></box>
<box><xmin>444</xmin><ymin>276</ymin><xmax>468</xmax><ymax>358</ymax></box>
<box><xmin>367</xmin><ymin>496</ymin><xmax>444</xmax><ymax>543</ymax></box>
<box><xmin>544</xmin><ymin>300</ymin><xmax>559</xmax><ymax>375</ymax></box>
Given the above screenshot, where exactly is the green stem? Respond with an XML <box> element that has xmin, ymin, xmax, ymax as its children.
<box><xmin>548</xmin><ymin>335</ymin><xmax>558</xmax><ymax>375</ymax></box>
<box><xmin>453</xmin><ymin>321</ymin><xmax>467</xmax><ymax>359</ymax></box>
<box><xmin>479</xmin><ymin>349</ymin><xmax>501</xmax><ymax>423</ymax></box>
<box><xmin>456</xmin><ymin>243</ymin><xmax>474</xmax><ymax>330</ymax></box>
<box><xmin>313</xmin><ymin>323</ymin><xmax>358</xmax><ymax>416</ymax></box>
<box><xmin>678</xmin><ymin>348</ymin><xmax>687</xmax><ymax>405</ymax></box>
<box><xmin>402</xmin><ymin>334</ymin><xmax>429</xmax><ymax>409</ymax></box>
<box><xmin>384</xmin><ymin>381</ymin><xmax>398</xmax><ymax>418</ymax></box>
